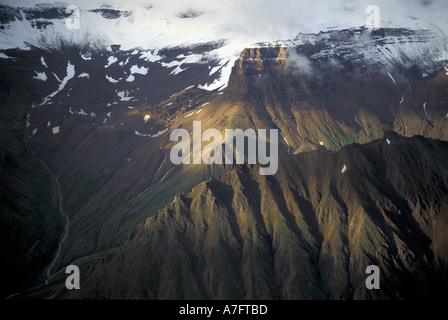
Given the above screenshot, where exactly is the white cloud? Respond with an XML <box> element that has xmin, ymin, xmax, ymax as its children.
<box><xmin>1</xmin><ymin>0</ymin><xmax>447</xmax><ymax>56</ymax></box>
<box><xmin>286</xmin><ymin>49</ymin><xmax>314</xmax><ymax>76</ymax></box>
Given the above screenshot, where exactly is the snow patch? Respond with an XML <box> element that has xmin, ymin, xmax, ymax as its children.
<box><xmin>172</xmin><ymin>65</ymin><xmax>187</xmax><ymax>75</ymax></box>
<box><xmin>209</xmin><ymin>64</ymin><xmax>222</xmax><ymax>76</ymax></box>
<box><xmin>387</xmin><ymin>72</ymin><xmax>396</xmax><ymax>85</ymax></box>
<box><xmin>52</xmin><ymin>126</ymin><xmax>60</xmax><ymax>134</ymax></box>
<box><xmin>117</xmin><ymin>90</ymin><xmax>132</xmax><ymax>101</ymax></box>
<box><xmin>0</xmin><ymin>53</ymin><xmax>11</xmax><ymax>59</ymax></box>
<box><xmin>134</xmin><ymin>128</ymin><xmax>168</xmax><ymax>138</ymax></box>
<box><xmin>198</xmin><ymin>56</ymin><xmax>238</xmax><ymax>91</ymax></box>
<box><xmin>105</xmin><ymin>56</ymin><xmax>118</xmax><ymax>68</ymax></box>
<box><xmin>40</xmin><ymin>62</ymin><xmax>75</xmax><ymax>105</ymax></box>
<box><xmin>139</xmin><ymin>49</ymin><xmax>162</xmax><ymax>62</ymax></box>
<box><xmin>33</xmin><ymin>71</ymin><xmax>47</xmax><ymax>81</ymax></box>
<box><xmin>386</xmin><ymin>138</ymin><xmax>391</xmax><ymax>144</ymax></box>
<box><xmin>130</xmin><ymin>64</ymin><xmax>148</xmax><ymax>75</ymax></box>
<box><xmin>78</xmin><ymin>73</ymin><xmax>89</xmax><ymax>78</ymax></box>
<box><xmin>161</xmin><ymin>54</ymin><xmax>202</xmax><ymax>75</ymax></box>
<box><xmin>53</xmin><ymin>72</ymin><xmax>62</xmax><ymax>82</ymax></box>
<box><xmin>119</xmin><ymin>57</ymin><xmax>130</xmax><ymax>67</ymax></box>
<box><xmin>341</xmin><ymin>164</ymin><xmax>347</xmax><ymax>173</ymax></box>
<box><xmin>41</xmin><ymin>56</ymin><xmax>47</xmax><ymax>68</ymax></box>
<box><xmin>143</xmin><ymin>114</ymin><xmax>151</xmax><ymax>122</ymax></box>
<box><xmin>106</xmin><ymin>75</ymin><xmax>119</xmax><ymax>83</ymax></box>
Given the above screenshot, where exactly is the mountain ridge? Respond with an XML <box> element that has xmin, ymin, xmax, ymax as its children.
<box><xmin>45</xmin><ymin>132</ymin><xmax>448</xmax><ymax>299</ymax></box>
<box><xmin>1</xmin><ymin>23</ymin><xmax>448</xmax><ymax>299</ymax></box>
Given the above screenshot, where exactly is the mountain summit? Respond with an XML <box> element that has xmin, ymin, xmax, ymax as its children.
<box><xmin>55</xmin><ymin>132</ymin><xmax>448</xmax><ymax>299</ymax></box>
<box><xmin>1</xmin><ymin>3</ymin><xmax>448</xmax><ymax>299</ymax></box>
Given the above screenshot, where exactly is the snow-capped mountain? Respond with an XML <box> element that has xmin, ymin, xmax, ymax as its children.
<box><xmin>2</xmin><ymin>2</ymin><xmax>448</xmax><ymax>96</ymax></box>
<box><xmin>0</xmin><ymin>2</ymin><xmax>243</xmax><ymax>93</ymax></box>
<box><xmin>1</xmin><ymin>1</ymin><xmax>448</xmax><ymax>302</ymax></box>
<box><xmin>246</xmin><ymin>27</ymin><xmax>448</xmax><ymax>78</ymax></box>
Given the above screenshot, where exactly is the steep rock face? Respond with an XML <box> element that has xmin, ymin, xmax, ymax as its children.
<box><xmin>57</xmin><ymin>132</ymin><xmax>448</xmax><ymax>299</ymax></box>
<box><xmin>0</xmin><ymin>42</ymin><xmax>229</xmax><ymax>298</ymax></box>
<box><xmin>2</xmin><ymin>26</ymin><xmax>448</xmax><ymax>299</ymax></box>
<box><xmin>224</xmin><ymin>28</ymin><xmax>448</xmax><ymax>154</ymax></box>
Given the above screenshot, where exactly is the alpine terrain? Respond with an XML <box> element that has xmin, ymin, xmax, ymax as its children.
<box><xmin>1</xmin><ymin>1</ymin><xmax>448</xmax><ymax>300</ymax></box>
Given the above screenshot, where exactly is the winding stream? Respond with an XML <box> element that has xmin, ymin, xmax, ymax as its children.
<box><xmin>25</xmin><ymin>143</ymin><xmax>72</xmax><ymax>284</ymax></box>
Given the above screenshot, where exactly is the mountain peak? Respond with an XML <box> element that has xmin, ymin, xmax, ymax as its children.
<box><xmin>55</xmin><ymin>133</ymin><xmax>448</xmax><ymax>299</ymax></box>
<box><xmin>2</xmin><ymin>3</ymin><xmax>448</xmax><ymax>301</ymax></box>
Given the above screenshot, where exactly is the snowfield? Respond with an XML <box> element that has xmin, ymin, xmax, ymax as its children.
<box><xmin>33</xmin><ymin>71</ymin><xmax>47</xmax><ymax>81</ymax></box>
<box><xmin>1</xmin><ymin>2</ymin><xmax>447</xmax><ymax>94</ymax></box>
<box><xmin>40</xmin><ymin>62</ymin><xmax>75</xmax><ymax>105</ymax></box>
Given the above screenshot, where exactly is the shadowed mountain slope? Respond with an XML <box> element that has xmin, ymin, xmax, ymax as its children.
<box><xmin>2</xmin><ymin>25</ymin><xmax>448</xmax><ymax>299</ymax></box>
<box><xmin>52</xmin><ymin>132</ymin><xmax>448</xmax><ymax>299</ymax></box>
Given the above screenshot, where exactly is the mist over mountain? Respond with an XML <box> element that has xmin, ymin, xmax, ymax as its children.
<box><xmin>1</xmin><ymin>1</ymin><xmax>448</xmax><ymax>300</ymax></box>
